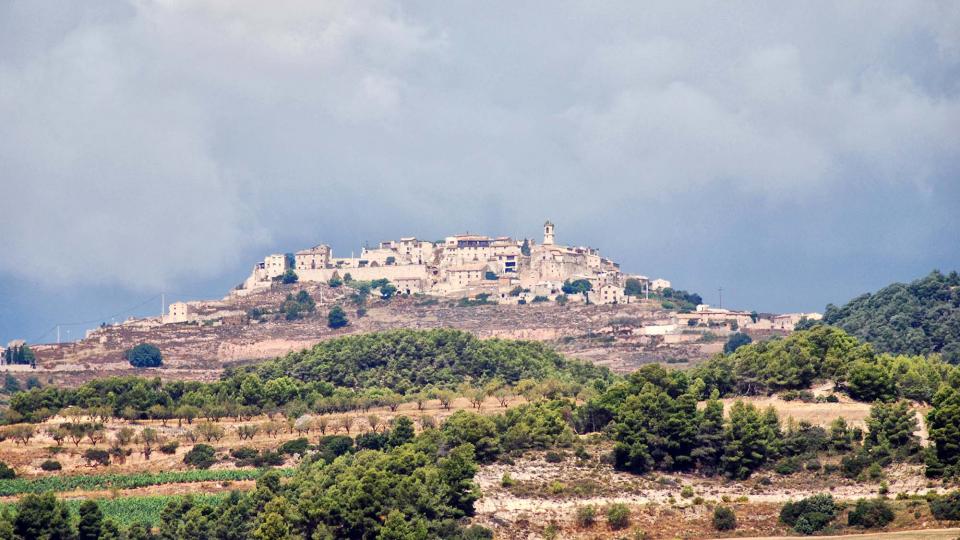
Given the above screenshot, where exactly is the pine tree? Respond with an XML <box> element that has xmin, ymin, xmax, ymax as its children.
<box><xmin>692</xmin><ymin>390</ymin><xmax>725</xmax><ymax>474</ymax></box>
<box><xmin>77</xmin><ymin>499</ymin><xmax>103</xmax><ymax>540</ymax></box>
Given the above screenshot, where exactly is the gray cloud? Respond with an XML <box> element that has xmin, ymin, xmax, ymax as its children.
<box><xmin>1</xmin><ymin>1</ymin><xmax>959</xmax><ymax>339</ymax></box>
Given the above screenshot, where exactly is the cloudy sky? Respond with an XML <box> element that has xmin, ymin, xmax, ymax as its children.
<box><xmin>1</xmin><ymin>1</ymin><xmax>959</xmax><ymax>343</ymax></box>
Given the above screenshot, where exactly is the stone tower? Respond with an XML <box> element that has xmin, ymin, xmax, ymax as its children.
<box><xmin>543</xmin><ymin>220</ymin><xmax>555</xmax><ymax>245</ymax></box>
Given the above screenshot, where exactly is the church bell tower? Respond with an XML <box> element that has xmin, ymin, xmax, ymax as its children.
<box><xmin>543</xmin><ymin>220</ymin><xmax>555</xmax><ymax>245</ymax></box>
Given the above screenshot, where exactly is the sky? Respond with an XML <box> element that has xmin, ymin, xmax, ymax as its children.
<box><xmin>1</xmin><ymin>1</ymin><xmax>959</xmax><ymax>344</ymax></box>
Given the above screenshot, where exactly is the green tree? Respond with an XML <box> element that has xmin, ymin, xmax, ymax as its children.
<box><xmin>443</xmin><ymin>411</ymin><xmax>501</xmax><ymax>463</ymax></box>
<box><xmin>723</xmin><ymin>332</ymin><xmax>752</xmax><ymax>354</ymax></box>
<box><xmin>722</xmin><ymin>401</ymin><xmax>777</xmax><ymax>479</ymax></box>
<box><xmin>281</xmin><ymin>269</ymin><xmax>299</xmax><ymax>284</ymax></box>
<box><xmin>692</xmin><ymin>390</ymin><xmax>725</xmax><ymax>474</ymax></box>
<box><xmin>125</xmin><ymin>343</ymin><xmax>163</xmax><ymax>368</ymax></box>
<box><xmin>77</xmin><ymin>500</ymin><xmax>104</xmax><ymax>540</ymax></box>
<box><xmin>327</xmin><ymin>306</ymin><xmax>348</xmax><ymax>329</ymax></box>
<box><xmin>14</xmin><ymin>493</ymin><xmax>74</xmax><ymax>540</ymax></box>
<box><xmin>927</xmin><ymin>385</ymin><xmax>960</xmax><ymax>477</ymax></box>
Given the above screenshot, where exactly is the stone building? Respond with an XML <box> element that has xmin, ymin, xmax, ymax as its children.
<box><xmin>295</xmin><ymin>245</ymin><xmax>331</xmax><ymax>271</ymax></box>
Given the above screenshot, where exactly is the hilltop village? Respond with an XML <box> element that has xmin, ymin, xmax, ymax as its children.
<box><xmin>158</xmin><ymin>220</ymin><xmax>818</xmax><ymax>333</ymax></box>
<box><xmin>239</xmin><ymin>221</ymin><xmax>653</xmax><ymax>304</ymax></box>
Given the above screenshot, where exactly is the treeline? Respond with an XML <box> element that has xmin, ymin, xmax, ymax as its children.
<box><xmin>6</xmin><ymin>329</ymin><xmax>612</xmax><ymax>424</ymax></box>
<box><xmin>576</xmin><ymin>363</ymin><xmax>934</xmax><ymax>479</ymax></box>
<box><xmin>823</xmin><ymin>270</ymin><xmax>960</xmax><ymax>363</ymax></box>
<box><xmin>691</xmin><ymin>325</ymin><xmax>957</xmax><ymax>403</ymax></box>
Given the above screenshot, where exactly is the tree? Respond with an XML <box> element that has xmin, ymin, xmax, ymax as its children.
<box><xmin>77</xmin><ymin>500</ymin><xmax>103</xmax><ymax>540</ymax></box>
<box><xmin>442</xmin><ymin>411</ymin><xmax>500</xmax><ymax>463</ymax></box>
<box><xmin>561</xmin><ymin>279</ymin><xmax>592</xmax><ymax>295</ymax></box>
<box><xmin>380</xmin><ymin>283</ymin><xmax>397</xmax><ymax>300</ymax></box>
<box><xmin>846</xmin><ymin>360</ymin><xmax>896</xmax><ymax>402</ymax></box>
<box><xmin>927</xmin><ymin>385</ymin><xmax>960</xmax><ymax>477</ymax></box>
<box><xmin>138</xmin><ymin>427</ymin><xmax>161</xmax><ymax>460</ymax></box>
<box><xmin>14</xmin><ymin>493</ymin><xmax>74</xmax><ymax>540</ymax></box>
<box><xmin>864</xmin><ymin>400</ymin><xmax>920</xmax><ymax>459</ymax></box>
<box><xmin>2</xmin><ymin>374</ymin><xmax>19</xmax><ymax>394</ymax></box>
<box><xmin>724</xmin><ymin>332</ymin><xmax>752</xmax><ymax>354</ymax></box>
<box><xmin>722</xmin><ymin>401</ymin><xmax>777</xmax><ymax>479</ymax></box>
<box><xmin>125</xmin><ymin>343</ymin><xmax>163</xmax><ymax>368</ymax></box>
<box><xmin>327</xmin><ymin>306</ymin><xmax>348</xmax><ymax>329</ymax></box>
<box><xmin>624</xmin><ymin>278</ymin><xmax>644</xmax><ymax>297</ymax></box>
<box><xmin>693</xmin><ymin>391</ymin><xmax>725</xmax><ymax>474</ymax></box>
<box><xmin>281</xmin><ymin>269</ymin><xmax>298</xmax><ymax>284</ymax></box>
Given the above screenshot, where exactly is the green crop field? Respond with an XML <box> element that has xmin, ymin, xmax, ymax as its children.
<box><xmin>2</xmin><ymin>493</ymin><xmax>232</xmax><ymax>526</ymax></box>
<box><xmin>0</xmin><ymin>468</ymin><xmax>292</xmax><ymax>496</ymax></box>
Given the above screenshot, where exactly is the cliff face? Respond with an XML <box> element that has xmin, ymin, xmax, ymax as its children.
<box><xmin>29</xmin><ymin>283</ymin><xmax>762</xmax><ymax>387</ymax></box>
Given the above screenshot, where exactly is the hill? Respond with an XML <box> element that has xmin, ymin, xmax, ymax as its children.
<box><xmin>823</xmin><ymin>270</ymin><xmax>960</xmax><ymax>363</ymax></box>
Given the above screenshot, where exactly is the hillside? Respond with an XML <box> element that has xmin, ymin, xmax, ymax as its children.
<box><xmin>22</xmin><ymin>281</ymin><xmax>769</xmax><ymax>387</ymax></box>
<box><xmin>823</xmin><ymin>270</ymin><xmax>960</xmax><ymax>363</ymax></box>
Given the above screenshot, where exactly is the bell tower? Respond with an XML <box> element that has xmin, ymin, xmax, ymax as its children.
<box><xmin>543</xmin><ymin>220</ymin><xmax>555</xmax><ymax>245</ymax></box>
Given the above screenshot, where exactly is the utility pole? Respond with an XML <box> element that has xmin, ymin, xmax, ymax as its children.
<box><xmin>161</xmin><ymin>293</ymin><xmax>165</xmax><ymax>318</ymax></box>
<box><xmin>718</xmin><ymin>287</ymin><xmax>723</xmax><ymax>309</ymax></box>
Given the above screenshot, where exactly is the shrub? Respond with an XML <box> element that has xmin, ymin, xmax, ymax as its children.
<box><xmin>39</xmin><ymin>460</ymin><xmax>61</xmax><ymax>472</ymax></box>
<box><xmin>929</xmin><ymin>491</ymin><xmax>960</xmax><ymax>520</ymax></box>
<box><xmin>183</xmin><ymin>444</ymin><xmax>217</xmax><ymax>469</ymax></box>
<box><xmin>83</xmin><ymin>448</ymin><xmax>111</xmax><ymax>467</ymax></box>
<box><xmin>713</xmin><ymin>506</ymin><xmax>737</xmax><ymax>531</ymax></box>
<box><xmin>545</xmin><ymin>451</ymin><xmax>563</xmax><ymax>463</ymax></box>
<box><xmin>0</xmin><ymin>462</ymin><xmax>15</xmax><ymax>479</ymax></box>
<box><xmin>159</xmin><ymin>441</ymin><xmax>179</xmax><ymax>455</ymax></box>
<box><xmin>575</xmin><ymin>505</ymin><xmax>596</xmax><ymax>528</ymax></box>
<box><xmin>327</xmin><ymin>306</ymin><xmax>348</xmax><ymax>329</ymax></box>
<box><xmin>125</xmin><ymin>343</ymin><xmax>162</xmax><ymax>368</ymax></box>
<box><xmin>606</xmin><ymin>503</ymin><xmax>630</xmax><ymax>530</ymax></box>
<box><xmin>848</xmin><ymin>498</ymin><xmax>894</xmax><ymax>529</ymax></box>
<box><xmin>230</xmin><ymin>447</ymin><xmax>259</xmax><ymax>460</ymax></box>
<box><xmin>500</xmin><ymin>473</ymin><xmax>515</xmax><ymax>488</ymax></box>
<box><xmin>680</xmin><ymin>485</ymin><xmax>694</xmax><ymax>498</ymax></box>
<box><xmin>278</xmin><ymin>437</ymin><xmax>310</xmax><ymax>455</ymax></box>
<box><xmin>775</xmin><ymin>457</ymin><xmax>802</xmax><ymax>475</ymax></box>
<box><xmin>780</xmin><ymin>494</ymin><xmax>838</xmax><ymax>534</ymax></box>
<box><xmin>315</xmin><ymin>435</ymin><xmax>353</xmax><ymax>464</ymax></box>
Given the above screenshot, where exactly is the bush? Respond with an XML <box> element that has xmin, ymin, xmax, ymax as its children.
<box><xmin>327</xmin><ymin>306</ymin><xmax>348</xmax><ymax>329</ymax></box>
<box><xmin>848</xmin><ymin>499</ymin><xmax>894</xmax><ymax>529</ymax></box>
<box><xmin>39</xmin><ymin>460</ymin><xmax>61</xmax><ymax>472</ymax></box>
<box><xmin>278</xmin><ymin>437</ymin><xmax>310</xmax><ymax>455</ymax></box>
<box><xmin>713</xmin><ymin>506</ymin><xmax>737</xmax><ymax>531</ymax></box>
<box><xmin>0</xmin><ymin>462</ymin><xmax>15</xmax><ymax>479</ymax></box>
<box><xmin>680</xmin><ymin>485</ymin><xmax>694</xmax><ymax>498</ymax></box>
<box><xmin>83</xmin><ymin>448</ymin><xmax>111</xmax><ymax>467</ymax></box>
<box><xmin>159</xmin><ymin>441</ymin><xmax>179</xmax><ymax>455</ymax></box>
<box><xmin>780</xmin><ymin>494</ymin><xmax>838</xmax><ymax>534</ymax></box>
<box><xmin>183</xmin><ymin>444</ymin><xmax>217</xmax><ymax>469</ymax></box>
<box><xmin>229</xmin><ymin>447</ymin><xmax>259</xmax><ymax>460</ymax></box>
<box><xmin>315</xmin><ymin>435</ymin><xmax>353</xmax><ymax>464</ymax></box>
<box><xmin>606</xmin><ymin>503</ymin><xmax>630</xmax><ymax>530</ymax></box>
<box><xmin>575</xmin><ymin>505</ymin><xmax>596</xmax><ymax>528</ymax></box>
<box><xmin>545</xmin><ymin>451</ymin><xmax>563</xmax><ymax>463</ymax></box>
<box><xmin>125</xmin><ymin>343</ymin><xmax>162</xmax><ymax>368</ymax></box>
<box><xmin>929</xmin><ymin>491</ymin><xmax>960</xmax><ymax>520</ymax></box>
<box><xmin>775</xmin><ymin>457</ymin><xmax>802</xmax><ymax>475</ymax></box>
